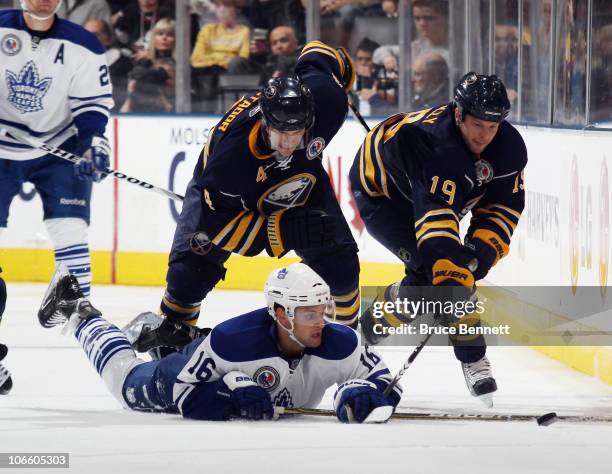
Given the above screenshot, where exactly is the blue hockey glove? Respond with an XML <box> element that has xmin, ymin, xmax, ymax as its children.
<box><xmin>216</xmin><ymin>371</ymin><xmax>273</xmax><ymax>420</ymax></box>
<box><xmin>333</xmin><ymin>379</ymin><xmax>392</xmax><ymax>423</ymax></box>
<box><xmin>74</xmin><ymin>135</ymin><xmax>110</xmax><ymax>182</ymax></box>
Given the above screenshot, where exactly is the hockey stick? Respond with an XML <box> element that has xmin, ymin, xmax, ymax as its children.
<box><xmin>348</xmin><ymin>98</ymin><xmax>371</xmax><ymax>132</ymax></box>
<box><xmin>382</xmin><ymin>315</ymin><xmax>442</xmax><ymax>397</ymax></box>
<box><xmin>277</xmin><ymin>407</ymin><xmax>612</xmax><ymax>424</ymax></box>
<box><xmin>0</xmin><ymin>127</ymin><xmax>184</xmax><ymax>202</ymax></box>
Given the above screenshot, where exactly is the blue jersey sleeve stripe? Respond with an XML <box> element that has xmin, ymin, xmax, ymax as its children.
<box><xmin>72</xmin><ymin>103</ymin><xmax>110</xmax><ymax>114</ymax></box>
<box><xmin>0</xmin><ymin>117</ymin><xmax>75</xmax><ymax>139</ymax></box>
<box><xmin>0</xmin><ymin>139</ymin><xmax>31</xmax><ymax>149</ymax></box>
<box><xmin>367</xmin><ymin>368</ymin><xmax>391</xmax><ymax>381</ymax></box>
<box><xmin>69</xmin><ymin>94</ymin><xmax>114</xmax><ymax>101</ymax></box>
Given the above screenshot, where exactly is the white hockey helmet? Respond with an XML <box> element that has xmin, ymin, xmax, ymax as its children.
<box><xmin>265</xmin><ymin>263</ymin><xmax>332</xmax><ymax>319</ymax></box>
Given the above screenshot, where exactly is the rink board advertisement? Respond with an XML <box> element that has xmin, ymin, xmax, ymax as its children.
<box><xmin>1</xmin><ymin>115</ymin><xmax>612</xmax><ymax>383</ymax></box>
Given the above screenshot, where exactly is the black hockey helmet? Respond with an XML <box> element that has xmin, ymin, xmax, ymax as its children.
<box><xmin>260</xmin><ymin>76</ymin><xmax>315</xmax><ymax>132</ymax></box>
<box><xmin>454</xmin><ymin>72</ymin><xmax>511</xmax><ymax>122</ymax></box>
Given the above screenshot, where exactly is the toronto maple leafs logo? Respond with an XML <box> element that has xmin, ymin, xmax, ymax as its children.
<box><xmin>6</xmin><ymin>61</ymin><xmax>52</xmax><ymax>113</ymax></box>
<box><xmin>273</xmin><ymin>388</ymin><xmax>294</xmax><ymax>408</ymax></box>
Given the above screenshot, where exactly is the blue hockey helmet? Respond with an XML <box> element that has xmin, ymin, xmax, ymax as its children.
<box><xmin>260</xmin><ymin>76</ymin><xmax>315</xmax><ymax>132</ymax></box>
<box><xmin>454</xmin><ymin>72</ymin><xmax>511</xmax><ymax>122</ymax></box>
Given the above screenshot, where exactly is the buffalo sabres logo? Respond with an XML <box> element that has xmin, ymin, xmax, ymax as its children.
<box><xmin>462</xmin><ymin>72</ymin><xmax>477</xmax><ymax>88</ymax></box>
<box><xmin>6</xmin><ymin>61</ymin><xmax>52</xmax><ymax>114</ymax></box>
<box><xmin>254</xmin><ymin>366</ymin><xmax>280</xmax><ymax>392</ymax></box>
<box><xmin>189</xmin><ymin>231</ymin><xmax>212</xmax><ymax>255</ymax></box>
<box><xmin>306</xmin><ymin>137</ymin><xmax>325</xmax><ymax>160</ymax></box>
<box><xmin>264</xmin><ymin>85</ymin><xmax>277</xmax><ymax>99</ymax></box>
<box><xmin>277</xmin><ymin>268</ymin><xmax>288</xmax><ymax>279</ymax></box>
<box><xmin>474</xmin><ymin>159</ymin><xmax>494</xmax><ymax>185</ymax></box>
<box><xmin>1</xmin><ymin>34</ymin><xmax>21</xmax><ymax>56</ymax></box>
<box><xmin>258</xmin><ymin>173</ymin><xmax>316</xmax><ymax>214</ymax></box>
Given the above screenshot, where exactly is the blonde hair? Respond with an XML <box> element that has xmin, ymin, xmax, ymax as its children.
<box><xmin>147</xmin><ymin>18</ymin><xmax>176</xmax><ymax>61</ymax></box>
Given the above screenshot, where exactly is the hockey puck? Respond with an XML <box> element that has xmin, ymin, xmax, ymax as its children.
<box><xmin>536</xmin><ymin>412</ymin><xmax>558</xmax><ymax>426</ymax></box>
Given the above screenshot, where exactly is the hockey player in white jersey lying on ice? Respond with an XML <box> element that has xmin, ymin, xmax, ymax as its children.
<box><xmin>38</xmin><ymin>263</ymin><xmax>401</xmax><ymax>422</ymax></box>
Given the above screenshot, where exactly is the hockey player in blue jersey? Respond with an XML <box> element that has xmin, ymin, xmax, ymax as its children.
<box><xmin>0</xmin><ymin>0</ymin><xmax>113</xmax><ymax>301</ymax></box>
<box><xmin>158</xmin><ymin>41</ymin><xmax>361</xmax><ymax>334</ymax></box>
<box><xmin>350</xmin><ymin>73</ymin><xmax>527</xmax><ymax>407</ymax></box>
<box><xmin>38</xmin><ymin>262</ymin><xmax>402</xmax><ymax>423</ymax></box>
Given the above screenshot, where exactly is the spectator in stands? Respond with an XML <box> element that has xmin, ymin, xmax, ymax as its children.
<box><xmin>226</xmin><ymin>24</ymin><xmax>299</xmax><ymax>84</ymax></box>
<box><xmin>191</xmin><ymin>0</ymin><xmax>250</xmax><ymax>100</ymax></box>
<box><xmin>352</xmin><ymin>37</ymin><xmax>379</xmax><ymax>113</ymax></box>
<box><xmin>114</xmin><ymin>0</ymin><xmax>175</xmax><ymax>53</ymax></box>
<box><xmin>316</xmin><ymin>0</ymin><xmax>384</xmax><ymax>48</ymax></box>
<box><xmin>260</xmin><ymin>25</ymin><xmax>300</xmax><ymax>79</ymax></box>
<box><xmin>250</xmin><ymin>0</ymin><xmax>306</xmax><ymax>43</ymax></box>
<box><xmin>133</xmin><ymin>18</ymin><xmax>176</xmax><ymax>63</ymax></box>
<box><xmin>121</xmin><ymin>57</ymin><xmax>176</xmax><ymax>113</ymax></box>
<box><xmin>382</xmin><ymin>0</ymin><xmax>398</xmax><ymax>18</ymax></box>
<box><xmin>58</xmin><ymin>0</ymin><xmax>112</xmax><ymax>27</ymax></box>
<box><xmin>410</xmin><ymin>52</ymin><xmax>449</xmax><ymax>108</ymax></box>
<box><xmin>84</xmin><ymin>18</ymin><xmax>134</xmax><ymax>112</ymax></box>
<box><xmin>494</xmin><ymin>21</ymin><xmax>519</xmax><ymax>105</ymax></box>
<box><xmin>191</xmin><ymin>0</ymin><xmax>218</xmax><ymax>26</ymax></box>
<box><xmin>411</xmin><ymin>0</ymin><xmax>448</xmax><ymax>61</ymax></box>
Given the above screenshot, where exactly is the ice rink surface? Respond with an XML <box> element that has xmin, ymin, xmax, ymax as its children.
<box><xmin>1</xmin><ymin>283</ymin><xmax>611</xmax><ymax>474</ymax></box>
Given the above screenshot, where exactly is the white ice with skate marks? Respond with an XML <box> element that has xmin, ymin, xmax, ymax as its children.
<box><xmin>1</xmin><ymin>284</ymin><xmax>611</xmax><ymax>474</ymax></box>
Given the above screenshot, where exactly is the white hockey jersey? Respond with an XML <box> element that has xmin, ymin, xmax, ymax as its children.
<box><xmin>171</xmin><ymin>308</ymin><xmax>403</xmax><ymax>420</ymax></box>
<box><xmin>0</xmin><ymin>10</ymin><xmax>113</xmax><ymax>161</ymax></box>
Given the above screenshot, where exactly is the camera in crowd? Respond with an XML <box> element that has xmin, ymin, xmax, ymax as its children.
<box><xmin>374</xmin><ymin>64</ymin><xmax>398</xmax><ymax>91</ymax></box>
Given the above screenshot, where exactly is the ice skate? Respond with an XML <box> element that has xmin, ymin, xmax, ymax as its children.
<box><xmin>0</xmin><ymin>343</ymin><xmax>12</xmax><ymax>395</ymax></box>
<box><xmin>38</xmin><ymin>265</ymin><xmax>101</xmax><ymax>328</ymax></box>
<box><xmin>461</xmin><ymin>355</ymin><xmax>497</xmax><ymax>408</ymax></box>
<box><xmin>123</xmin><ymin>312</ymin><xmax>211</xmax><ymax>358</ymax></box>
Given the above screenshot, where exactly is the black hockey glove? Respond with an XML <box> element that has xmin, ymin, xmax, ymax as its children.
<box><xmin>268</xmin><ymin>208</ymin><xmax>337</xmax><ymax>255</ymax></box>
<box><xmin>463</xmin><ymin>237</ymin><xmax>498</xmax><ymax>281</ymax></box>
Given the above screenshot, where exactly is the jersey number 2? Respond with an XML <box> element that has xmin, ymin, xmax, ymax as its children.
<box><xmin>99</xmin><ymin>65</ymin><xmax>109</xmax><ymax>87</ymax></box>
